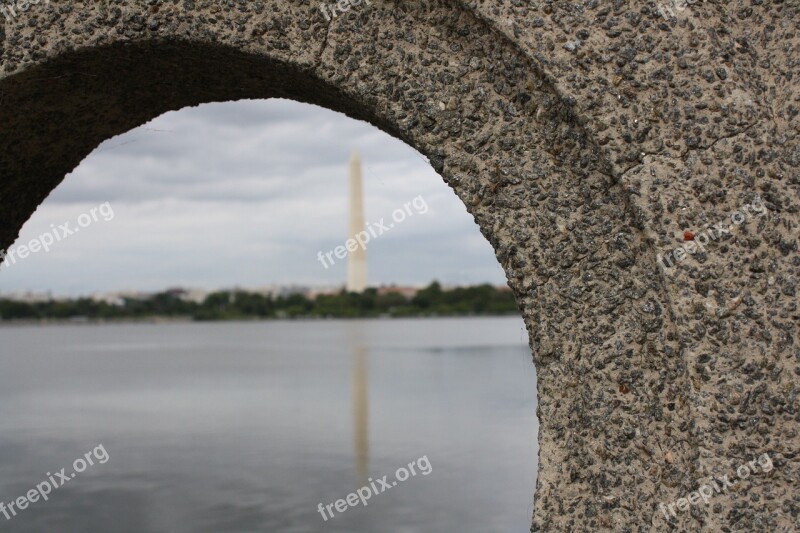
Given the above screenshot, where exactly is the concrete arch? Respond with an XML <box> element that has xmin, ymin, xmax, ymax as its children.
<box><xmin>1</xmin><ymin>2</ymin><xmax>797</xmax><ymax>531</ymax></box>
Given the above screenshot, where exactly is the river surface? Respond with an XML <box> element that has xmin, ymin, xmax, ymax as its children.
<box><xmin>0</xmin><ymin>317</ymin><xmax>537</xmax><ymax>532</ymax></box>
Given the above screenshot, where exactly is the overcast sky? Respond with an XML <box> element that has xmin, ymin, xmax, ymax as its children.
<box><xmin>0</xmin><ymin>99</ymin><xmax>506</xmax><ymax>296</ymax></box>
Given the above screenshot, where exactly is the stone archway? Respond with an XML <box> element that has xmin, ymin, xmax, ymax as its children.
<box><xmin>1</xmin><ymin>2</ymin><xmax>796</xmax><ymax>531</ymax></box>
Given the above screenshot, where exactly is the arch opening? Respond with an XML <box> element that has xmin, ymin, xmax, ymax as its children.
<box><xmin>0</xmin><ymin>91</ymin><xmax>540</xmax><ymax>532</ymax></box>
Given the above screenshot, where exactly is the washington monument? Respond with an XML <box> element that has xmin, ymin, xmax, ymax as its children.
<box><xmin>347</xmin><ymin>152</ymin><xmax>368</xmax><ymax>292</ymax></box>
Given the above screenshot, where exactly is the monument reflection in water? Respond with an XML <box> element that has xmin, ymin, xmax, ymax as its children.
<box><xmin>350</xmin><ymin>323</ymin><xmax>370</xmax><ymax>486</ymax></box>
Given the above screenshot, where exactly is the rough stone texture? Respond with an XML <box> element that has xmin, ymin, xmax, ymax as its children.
<box><xmin>0</xmin><ymin>1</ymin><xmax>797</xmax><ymax>531</ymax></box>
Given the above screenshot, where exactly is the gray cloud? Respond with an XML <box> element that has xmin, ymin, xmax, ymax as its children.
<box><xmin>2</xmin><ymin>99</ymin><xmax>505</xmax><ymax>295</ymax></box>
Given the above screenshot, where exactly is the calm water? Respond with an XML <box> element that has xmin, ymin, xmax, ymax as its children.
<box><xmin>0</xmin><ymin>317</ymin><xmax>538</xmax><ymax>532</ymax></box>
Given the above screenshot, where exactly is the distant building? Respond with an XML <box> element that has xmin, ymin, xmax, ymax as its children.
<box><xmin>0</xmin><ymin>290</ymin><xmax>53</xmax><ymax>303</ymax></box>
<box><xmin>90</xmin><ymin>290</ymin><xmax>151</xmax><ymax>306</ymax></box>
<box><xmin>376</xmin><ymin>285</ymin><xmax>420</xmax><ymax>299</ymax></box>
<box><xmin>305</xmin><ymin>285</ymin><xmax>346</xmax><ymax>299</ymax></box>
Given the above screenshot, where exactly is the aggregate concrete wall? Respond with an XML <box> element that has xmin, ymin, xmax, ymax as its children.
<box><xmin>0</xmin><ymin>1</ymin><xmax>797</xmax><ymax>531</ymax></box>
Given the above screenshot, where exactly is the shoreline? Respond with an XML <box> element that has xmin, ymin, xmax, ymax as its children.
<box><xmin>0</xmin><ymin>313</ymin><xmax>521</xmax><ymax>327</ymax></box>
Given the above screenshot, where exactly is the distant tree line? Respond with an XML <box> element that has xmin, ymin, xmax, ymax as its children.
<box><xmin>0</xmin><ymin>282</ymin><xmax>519</xmax><ymax>322</ymax></box>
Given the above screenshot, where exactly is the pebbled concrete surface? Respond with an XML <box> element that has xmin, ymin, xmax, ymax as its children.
<box><xmin>0</xmin><ymin>1</ymin><xmax>797</xmax><ymax>531</ymax></box>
